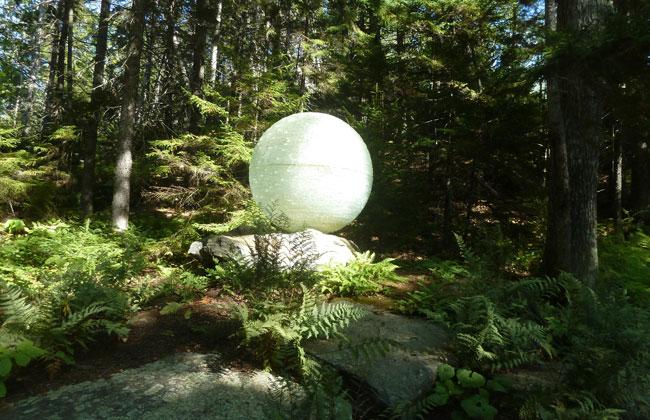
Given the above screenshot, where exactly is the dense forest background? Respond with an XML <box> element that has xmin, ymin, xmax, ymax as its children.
<box><xmin>0</xmin><ymin>0</ymin><xmax>648</xmax><ymax>266</ymax></box>
<box><xmin>1</xmin><ymin>0</ymin><xmax>650</xmax><ymax>418</ymax></box>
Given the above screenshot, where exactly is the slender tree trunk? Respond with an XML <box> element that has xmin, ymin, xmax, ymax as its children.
<box><xmin>630</xmin><ymin>140</ymin><xmax>650</xmax><ymax>222</ymax></box>
<box><xmin>82</xmin><ymin>0</ymin><xmax>111</xmax><ymax>215</ymax></box>
<box><xmin>443</xmin><ymin>144</ymin><xmax>454</xmax><ymax>248</ymax></box>
<box><xmin>42</xmin><ymin>0</ymin><xmax>63</xmax><ymax>134</ymax></box>
<box><xmin>138</xmin><ymin>40</ymin><xmax>154</xmax><ymax>123</ymax></box>
<box><xmin>210</xmin><ymin>0</ymin><xmax>223</xmax><ymax>85</ymax></box>
<box><xmin>162</xmin><ymin>0</ymin><xmax>179</xmax><ymax>130</ymax></box>
<box><xmin>54</xmin><ymin>0</ymin><xmax>72</xmax><ymax>122</ymax></box>
<box><xmin>542</xmin><ymin>0</ymin><xmax>572</xmax><ymax>276</ymax></box>
<box><xmin>112</xmin><ymin>0</ymin><xmax>148</xmax><ymax>231</ymax></box>
<box><xmin>189</xmin><ymin>0</ymin><xmax>208</xmax><ymax>133</ymax></box>
<box><xmin>613</xmin><ymin>128</ymin><xmax>624</xmax><ymax>234</ymax></box>
<box><xmin>66</xmin><ymin>4</ymin><xmax>74</xmax><ymax>113</ymax></box>
<box><xmin>23</xmin><ymin>3</ymin><xmax>46</xmax><ymax>136</ymax></box>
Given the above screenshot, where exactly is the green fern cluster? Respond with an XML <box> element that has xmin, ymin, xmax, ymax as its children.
<box><xmin>413</xmin><ymin>233</ymin><xmax>650</xmax><ymax>419</ymax></box>
<box><xmin>0</xmin><ymin>219</ymin><xmax>160</xmax><ymax>397</ymax></box>
<box><xmin>423</xmin><ymin>292</ymin><xmax>555</xmax><ymax>373</ymax></box>
<box><xmin>233</xmin><ymin>284</ymin><xmax>367</xmax><ymax>374</ymax></box>
<box><xmin>408</xmin><ymin>274</ymin><xmax>570</xmax><ymax>373</ymax></box>
<box><xmin>599</xmin><ymin>230</ymin><xmax>650</xmax><ymax>305</ymax></box>
<box><xmin>0</xmin><ymin>284</ymin><xmax>131</xmax><ymax>397</ymax></box>
<box><xmin>208</xmin><ymin>228</ymin><xmax>322</xmax><ymax>306</ymax></box>
<box><xmin>540</xmin><ymin>283</ymin><xmax>650</xmax><ymax>419</ymax></box>
<box><xmin>520</xmin><ymin>391</ymin><xmax>625</xmax><ymax>420</ymax></box>
<box><xmin>0</xmin><ymin>219</ymin><xmax>147</xmax><ymax>295</ymax></box>
<box><xmin>232</xmin><ymin>283</ymin><xmax>369</xmax><ymax>419</ymax></box>
<box><xmin>318</xmin><ymin>251</ymin><xmax>404</xmax><ymax>297</ymax></box>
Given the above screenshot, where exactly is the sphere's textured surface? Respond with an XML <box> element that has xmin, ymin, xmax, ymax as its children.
<box><xmin>249</xmin><ymin>112</ymin><xmax>373</xmax><ymax>233</ymax></box>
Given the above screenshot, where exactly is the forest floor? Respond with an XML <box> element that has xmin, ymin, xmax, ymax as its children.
<box><xmin>0</xmin><ymin>270</ymin><xmax>428</xmax><ymax>412</ymax></box>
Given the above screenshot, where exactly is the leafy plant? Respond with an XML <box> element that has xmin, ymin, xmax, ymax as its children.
<box><xmin>158</xmin><ymin>269</ymin><xmax>209</xmax><ymax>302</ymax></box>
<box><xmin>0</xmin><ymin>340</ymin><xmax>45</xmax><ymax>397</ymax></box>
<box><xmin>319</xmin><ymin>251</ymin><xmax>404</xmax><ymax>297</ymax></box>
<box><xmin>393</xmin><ymin>363</ymin><xmax>510</xmax><ymax>420</ymax></box>
<box><xmin>4</xmin><ymin>219</ymin><xmax>26</xmax><ymax>234</ymax></box>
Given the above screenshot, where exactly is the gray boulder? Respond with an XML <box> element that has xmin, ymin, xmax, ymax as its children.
<box><xmin>188</xmin><ymin>228</ymin><xmax>358</xmax><ymax>270</ymax></box>
<box><xmin>304</xmin><ymin>303</ymin><xmax>454</xmax><ymax>408</ymax></box>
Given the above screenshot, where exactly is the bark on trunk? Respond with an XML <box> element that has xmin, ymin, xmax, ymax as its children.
<box><xmin>54</xmin><ymin>0</ymin><xmax>73</xmax><ymax>122</ymax></box>
<box><xmin>542</xmin><ymin>0</ymin><xmax>572</xmax><ymax>276</ymax></box>
<box><xmin>209</xmin><ymin>0</ymin><xmax>223</xmax><ymax>85</ymax></box>
<box><xmin>112</xmin><ymin>0</ymin><xmax>148</xmax><ymax>231</ymax></box>
<box><xmin>189</xmin><ymin>0</ymin><xmax>208</xmax><ymax>133</ymax></box>
<box><xmin>613</xmin><ymin>128</ymin><xmax>624</xmax><ymax>234</ymax></box>
<box><xmin>443</xmin><ymin>144</ymin><xmax>455</xmax><ymax>249</ymax></box>
<box><xmin>23</xmin><ymin>3</ymin><xmax>46</xmax><ymax>137</ymax></box>
<box><xmin>66</xmin><ymin>4</ymin><xmax>74</xmax><ymax>113</ymax></box>
<box><xmin>82</xmin><ymin>0</ymin><xmax>111</xmax><ymax>215</ymax></box>
<box><xmin>42</xmin><ymin>0</ymin><xmax>63</xmax><ymax>133</ymax></box>
<box><xmin>553</xmin><ymin>0</ymin><xmax>610</xmax><ymax>287</ymax></box>
<box><xmin>162</xmin><ymin>0</ymin><xmax>179</xmax><ymax>130</ymax></box>
<box><xmin>564</xmin><ymin>71</ymin><xmax>600</xmax><ymax>287</ymax></box>
<box><xmin>630</xmin><ymin>140</ymin><xmax>650</xmax><ymax>222</ymax></box>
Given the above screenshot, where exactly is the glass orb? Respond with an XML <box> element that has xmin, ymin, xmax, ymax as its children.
<box><xmin>249</xmin><ymin>112</ymin><xmax>373</xmax><ymax>233</ymax></box>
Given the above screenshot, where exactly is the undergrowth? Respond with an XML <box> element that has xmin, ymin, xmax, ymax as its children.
<box><xmin>399</xmin><ymin>231</ymin><xmax>650</xmax><ymax>419</ymax></box>
<box><xmin>0</xmin><ymin>217</ymin><xmax>162</xmax><ymax>397</ymax></box>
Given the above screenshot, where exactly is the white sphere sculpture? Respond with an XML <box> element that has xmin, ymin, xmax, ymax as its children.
<box><xmin>249</xmin><ymin>112</ymin><xmax>373</xmax><ymax>233</ymax></box>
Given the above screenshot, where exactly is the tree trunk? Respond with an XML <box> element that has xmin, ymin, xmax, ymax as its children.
<box><xmin>82</xmin><ymin>0</ymin><xmax>111</xmax><ymax>216</ymax></box>
<box><xmin>42</xmin><ymin>0</ymin><xmax>63</xmax><ymax>134</ymax></box>
<box><xmin>22</xmin><ymin>3</ymin><xmax>46</xmax><ymax>137</ymax></box>
<box><xmin>66</xmin><ymin>3</ymin><xmax>74</xmax><ymax>114</ymax></box>
<box><xmin>54</xmin><ymin>0</ymin><xmax>73</xmax><ymax>123</ymax></box>
<box><xmin>443</xmin><ymin>144</ymin><xmax>455</xmax><ymax>249</ymax></box>
<box><xmin>542</xmin><ymin>0</ymin><xmax>572</xmax><ymax>276</ymax></box>
<box><xmin>554</xmin><ymin>0</ymin><xmax>610</xmax><ymax>287</ymax></box>
<box><xmin>189</xmin><ymin>0</ymin><xmax>208</xmax><ymax>133</ymax></box>
<box><xmin>209</xmin><ymin>0</ymin><xmax>223</xmax><ymax>85</ymax></box>
<box><xmin>630</xmin><ymin>140</ymin><xmax>650</xmax><ymax>222</ymax></box>
<box><xmin>613</xmin><ymin>128</ymin><xmax>624</xmax><ymax>234</ymax></box>
<box><xmin>112</xmin><ymin>0</ymin><xmax>148</xmax><ymax>231</ymax></box>
<box><xmin>162</xmin><ymin>0</ymin><xmax>179</xmax><ymax>130</ymax></box>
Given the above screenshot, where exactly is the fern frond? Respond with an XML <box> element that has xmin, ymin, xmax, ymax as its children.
<box><xmin>0</xmin><ymin>287</ymin><xmax>37</xmax><ymax>333</ymax></box>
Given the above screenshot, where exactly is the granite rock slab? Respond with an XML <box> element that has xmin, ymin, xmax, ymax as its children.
<box><xmin>1</xmin><ymin>353</ymin><xmax>304</xmax><ymax>420</ymax></box>
<box><xmin>304</xmin><ymin>303</ymin><xmax>454</xmax><ymax>407</ymax></box>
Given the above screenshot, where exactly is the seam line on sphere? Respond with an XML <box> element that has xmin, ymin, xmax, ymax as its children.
<box><xmin>251</xmin><ymin>163</ymin><xmax>373</xmax><ymax>177</ymax></box>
